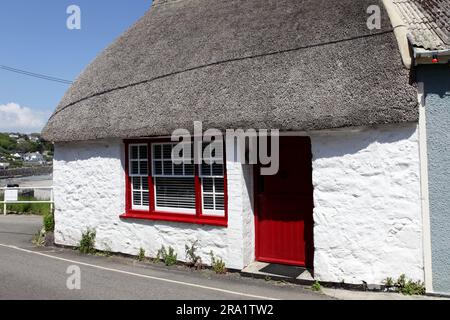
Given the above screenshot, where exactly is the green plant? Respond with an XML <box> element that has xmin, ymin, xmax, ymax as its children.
<box><xmin>384</xmin><ymin>277</ymin><xmax>394</xmax><ymax>289</ymax></box>
<box><xmin>137</xmin><ymin>247</ymin><xmax>146</xmax><ymax>262</ymax></box>
<box><xmin>32</xmin><ymin>228</ymin><xmax>46</xmax><ymax>247</ymax></box>
<box><xmin>395</xmin><ymin>274</ymin><xmax>425</xmax><ymax>295</ymax></box>
<box><xmin>157</xmin><ymin>245</ymin><xmax>178</xmax><ymax>266</ymax></box>
<box><xmin>79</xmin><ymin>228</ymin><xmax>96</xmax><ymax>254</ymax></box>
<box><xmin>5</xmin><ymin>196</ymin><xmax>52</xmax><ymax>216</ymax></box>
<box><xmin>43</xmin><ymin>211</ymin><xmax>55</xmax><ymax>232</ymax></box>
<box><xmin>185</xmin><ymin>240</ymin><xmax>202</xmax><ymax>269</ymax></box>
<box><xmin>209</xmin><ymin>251</ymin><xmax>226</xmax><ymax>274</ymax></box>
<box><xmin>311</xmin><ymin>281</ymin><xmax>322</xmax><ymax>292</ymax></box>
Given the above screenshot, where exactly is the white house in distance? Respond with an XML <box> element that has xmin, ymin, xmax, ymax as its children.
<box><xmin>43</xmin><ymin>0</ymin><xmax>440</xmax><ymax>289</ymax></box>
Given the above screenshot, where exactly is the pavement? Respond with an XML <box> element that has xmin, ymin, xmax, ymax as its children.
<box><xmin>0</xmin><ymin>215</ymin><xmax>329</xmax><ymax>300</ymax></box>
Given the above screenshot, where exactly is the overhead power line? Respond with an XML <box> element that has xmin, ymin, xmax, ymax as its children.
<box><xmin>0</xmin><ymin>65</ymin><xmax>73</xmax><ymax>85</ymax></box>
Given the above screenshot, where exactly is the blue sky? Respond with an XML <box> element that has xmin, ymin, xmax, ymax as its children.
<box><xmin>0</xmin><ymin>0</ymin><xmax>152</xmax><ymax>133</ymax></box>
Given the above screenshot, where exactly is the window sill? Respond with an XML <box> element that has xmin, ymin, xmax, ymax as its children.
<box><xmin>120</xmin><ymin>211</ymin><xmax>228</xmax><ymax>227</ymax></box>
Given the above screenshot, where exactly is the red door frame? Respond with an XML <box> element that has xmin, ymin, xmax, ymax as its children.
<box><xmin>253</xmin><ymin>137</ymin><xmax>314</xmax><ymax>268</ymax></box>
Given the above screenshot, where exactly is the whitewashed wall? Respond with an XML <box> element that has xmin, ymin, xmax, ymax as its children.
<box><xmin>53</xmin><ymin>139</ymin><xmax>255</xmax><ymax>270</ymax></box>
<box><xmin>311</xmin><ymin>124</ymin><xmax>424</xmax><ymax>285</ymax></box>
<box><xmin>54</xmin><ymin>124</ymin><xmax>424</xmax><ymax>285</ymax></box>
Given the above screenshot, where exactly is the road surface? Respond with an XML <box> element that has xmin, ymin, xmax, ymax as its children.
<box><xmin>0</xmin><ymin>215</ymin><xmax>329</xmax><ymax>300</ymax></box>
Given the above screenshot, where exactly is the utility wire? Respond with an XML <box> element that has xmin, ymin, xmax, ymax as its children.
<box><xmin>0</xmin><ymin>65</ymin><xmax>73</xmax><ymax>84</ymax></box>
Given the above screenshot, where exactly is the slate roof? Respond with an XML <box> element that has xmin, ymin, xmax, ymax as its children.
<box><xmin>42</xmin><ymin>0</ymin><xmax>418</xmax><ymax>142</ymax></box>
<box><xmin>393</xmin><ymin>0</ymin><xmax>450</xmax><ymax>50</ymax></box>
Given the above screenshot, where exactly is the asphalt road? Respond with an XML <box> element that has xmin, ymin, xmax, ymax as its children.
<box><xmin>0</xmin><ymin>215</ymin><xmax>329</xmax><ymax>300</ymax></box>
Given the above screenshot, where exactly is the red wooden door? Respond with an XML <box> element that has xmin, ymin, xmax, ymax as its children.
<box><xmin>255</xmin><ymin>137</ymin><xmax>314</xmax><ymax>267</ymax></box>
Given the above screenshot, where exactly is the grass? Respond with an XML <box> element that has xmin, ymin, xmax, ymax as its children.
<box><xmin>1</xmin><ymin>196</ymin><xmax>52</xmax><ymax>216</ymax></box>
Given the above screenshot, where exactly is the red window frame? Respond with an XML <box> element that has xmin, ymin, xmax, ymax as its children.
<box><xmin>120</xmin><ymin>138</ymin><xmax>228</xmax><ymax>227</ymax></box>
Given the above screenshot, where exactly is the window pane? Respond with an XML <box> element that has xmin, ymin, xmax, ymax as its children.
<box><xmin>132</xmin><ymin>177</ymin><xmax>141</xmax><ymax>190</ymax></box>
<box><xmin>184</xmin><ymin>163</ymin><xmax>195</xmax><ymax>176</ymax></box>
<box><xmin>133</xmin><ymin>191</ymin><xmax>142</xmax><ymax>206</ymax></box>
<box><xmin>131</xmin><ymin>161</ymin><xmax>139</xmax><ymax>175</ymax></box>
<box><xmin>212</xmin><ymin>163</ymin><xmax>224</xmax><ymax>176</ymax></box>
<box><xmin>174</xmin><ymin>163</ymin><xmax>183</xmax><ymax>175</ymax></box>
<box><xmin>153</xmin><ymin>160</ymin><xmax>163</xmax><ymax>175</ymax></box>
<box><xmin>163</xmin><ymin>161</ymin><xmax>173</xmax><ymax>175</ymax></box>
<box><xmin>201</xmin><ymin>163</ymin><xmax>212</xmax><ymax>176</ymax></box>
<box><xmin>139</xmin><ymin>145</ymin><xmax>148</xmax><ymax>159</ymax></box>
<box><xmin>215</xmin><ymin>178</ymin><xmax>225</xmax><ymax>193</ymax></box>
<box><xmin>142</xmin><ymin>191</ymin><xmax>150</xmax><ymax>206</ymax></box>
<box><xmin>215</xmin><ymin>196</ymin><xmax>225</xmax><ymax>210</ymax></box>
<box><xmin>131</xmin><ymin>146</ymin><xmax>139</xmax><ymax>159</ymax></box>
<box><xmin>140</xmin><ymin>161</ymin><xmax>148</xmax><ymax>175</ymax></box>
<box><xmin>155</xmin><ymin>177</ymin><xmax>196</xmax><ymax>212</ymax></box>
<box><xmin>142</xmin><ymin>178</ymin><xmax>149</xmax><ymax>191</ymax></box>
<box><xmin>154</xmin><ymin>144</ymin><xmax>162</xmax><ymax>159</ymax></box>
<box><xmin>203</xmin><ymin>195</ymin><xmax>214</xmax><ymax>210</ymax></box>
<box><xmin>163</xmin><ymin>144</ymin><xmax>172</xmax><ymax>159</ymax></box>
<box><xmin>202</xmin><ymin>177</ymin><xmax>214</xmax><ymax>193</ymax></box>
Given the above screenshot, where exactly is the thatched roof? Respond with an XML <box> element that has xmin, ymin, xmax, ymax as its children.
<box><xmin>42</xmin><ymin>0</ymin><xmax>418</xmax><ymax>142</ymax></box>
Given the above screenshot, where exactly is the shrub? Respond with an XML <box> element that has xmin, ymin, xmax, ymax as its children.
<box><xmin>79</xmin><ymin>228</ymin><xmax>96</xmax><ymax>254</ymax></box>
<box><xmin>43</xmin><ymin>211</ymin><xmax>55</xmax><ymax>232</ymax></box>
<box><xmin>137</xmin><ymin>247</ymin><xmax>146</xmax><ymax>262</ymax></box>
<box><xmin>157</xmin><ymin>245</ymin><xmax>177</xmax><ymax>266</ymax></box>
<box><xmin>185</xmin><ymin>240</ymin><xmax>202</xmax><ymax>269</ymax></box>
<box><xmin>209</xmin><ymin>251</ymin><xmax>226</xmax><ymax>274</ymax></box>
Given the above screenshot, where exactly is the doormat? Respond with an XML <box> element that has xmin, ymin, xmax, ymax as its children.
<box><xmin>259</xmin><ymin>264</ymin><xmax>306</xmax><ymax>278</ymax></box>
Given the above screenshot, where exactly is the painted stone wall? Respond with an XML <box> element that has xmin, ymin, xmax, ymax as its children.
<box><xmin>311</xmin><ymin>124</ymin><xmax>424</xmax><ymax>285</ymax></box>
<box><xmin>53</xmin><ymin>139</ymin><xmax>255</xmax><ymax>270</ymax></box>
<box><xmin>418</xmin><ymin>65</ymin><xmax>450</xmax><ymax>294</ymax></box>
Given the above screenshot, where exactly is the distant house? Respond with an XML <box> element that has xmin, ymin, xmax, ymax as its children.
<box><xmin>29</xmin><ymin>135</ymin><xmax>40</xmax><ymax>143</ymax></box>
<box><xmin>0</xmin><ymin>162</ymin><xmax>9</xmax><ymax>169</ymax></box>
<box><xmin>41</xmin><ymin>0</ymin><xmax>448</xmax><ymax>293</ymax></box>
<box><xmin>8</xmin><ymin>134</ymin><xmax>19</xmax><ymax>139</ymax></box>
<box><xmin>23</xmin><ymin>152</ymin><xmax>45</xmax><ymax>165</ymax></box>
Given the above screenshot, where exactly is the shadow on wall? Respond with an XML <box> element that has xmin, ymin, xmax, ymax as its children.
<box><xmin>310</xmin><ymin>123</ymin><xmax>418</xmax><ymax>159</ymax></box>
<box><xmin>417</xmin><ymin>65</ymin><xmax>450</xmax><ymax>98</ymax></box>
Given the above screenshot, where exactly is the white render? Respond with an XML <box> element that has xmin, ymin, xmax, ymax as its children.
<box><xmin>311</xmin><ymin>123</ymin><xmax>424</xmax><ymax>285</ymax></box>
<box><xmin>53</xmin><ymin>123</ymin><xmax>424</xmax><ymax>285</ymax></box>
<box><xmin>53</xmin><ymin>139</ymin><xmax>254</xmax><ymax>270</ymax></box>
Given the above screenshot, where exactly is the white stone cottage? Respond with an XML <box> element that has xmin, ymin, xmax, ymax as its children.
<box><xmin>42</xmin><ymin>0</ymin><xmax>428</xmax><ymax>286</ymax></box>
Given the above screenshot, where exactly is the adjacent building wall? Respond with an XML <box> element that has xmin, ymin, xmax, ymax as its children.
<box><xmin>311</xmin><ymin>124</ymin><xmax>424</xmax><ymax>285</ymax></box>
<box><xmin>53</xmin><ymin>139</ymin><xmax>255</xmax><ymax>270</ymax></box>
<box><xmin>418</xmin><ymin>65</ymin><xmax>450</xmax><ymax>294</ymax></box>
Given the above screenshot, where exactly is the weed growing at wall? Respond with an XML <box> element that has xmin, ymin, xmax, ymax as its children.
<box><xmin>137</xmin><ymin>247</ymin><xmax>146</xmax><ymax>262</ymax></box>
<box><xmin>383</xmin><ymin>274</ymin><xmax>425</xmax><ymax>295</ymax></box>
<box><xmin>185</xmin><ymin>240</ymin><xmax>202</xmax><ymax>269</ymax></box>
<box><xmin>157</xmin><ymin>245</ymin><xmax>177</xmax><ymax>266</ymax></box>
<box><xmin>79</xmin><ymin>228</ymin><xmax>96</xmax><ymax>254</ymax></box>
<box><xmin>209</xmin><ymin>251</ymin><xmax>226</xmax><ymax>274</ymax></box>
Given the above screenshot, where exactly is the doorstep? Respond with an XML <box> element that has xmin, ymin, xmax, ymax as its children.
<box><xmin>241</xmin><ymin>261</ymin><xmax>314</xmax><ymax>285</ymax></box>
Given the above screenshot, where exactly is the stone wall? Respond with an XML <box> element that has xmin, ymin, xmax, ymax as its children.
<box><xmin>311</xmin><ymin>123</ymin><xmax>424</xmax><ymax>285</ymax></box>
<box><xmin>53</xmin><ymin>139</ymin><xmax>254</xmax><ymax>270</ymax></box>
<box><xmin>0</xmin><ymin>166</ymin><xmax>52</xmax><ymax>179</ymax></box>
